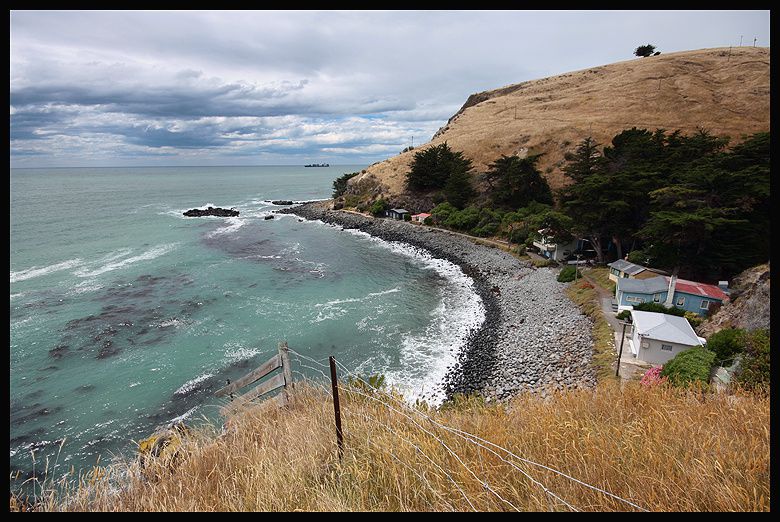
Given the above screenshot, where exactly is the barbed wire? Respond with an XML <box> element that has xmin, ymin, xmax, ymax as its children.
<box><xmin>328</xmin><ymin>354</ymin><xmax>646</xmax><ymax>512</ymax></box>
<box><xmin>286</xmin><ymin>348</ymin><xmax>647</xmax><ymax>512</ymax></box>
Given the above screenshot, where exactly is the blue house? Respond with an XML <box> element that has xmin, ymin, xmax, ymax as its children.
<box><xmin>616</xmin><ymin>275</ymin><xmax>729</xmax><ymax>316</ymax></box>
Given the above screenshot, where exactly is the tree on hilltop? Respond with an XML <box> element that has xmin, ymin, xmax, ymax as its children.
<box><xmin>634</xmin><ymin>44</ymin><xmax>657</xmax><ymax>57</ymax></box>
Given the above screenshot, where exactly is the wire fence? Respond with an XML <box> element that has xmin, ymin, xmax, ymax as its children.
<box><xmin>282</xmin><ymin>347</ymin><xmax>649</xmax><ymax>512</ymax></box>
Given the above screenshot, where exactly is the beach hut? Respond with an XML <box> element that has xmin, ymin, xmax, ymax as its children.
<box><xmin>411</xmin><ymin>213</ymin><xmax>431</xmax><ymax>223</ymax></box>
<box><xmin>386</xmin><ymin>208</ymin><xmax>409</xmax><ymax>220</ymax></box>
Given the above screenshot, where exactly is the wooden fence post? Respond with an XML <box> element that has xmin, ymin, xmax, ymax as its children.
<box><xmin>329</xmin><ymin>356</ymin><xmax>344</xmax><ymax>460</ymax></box>
<box><xmin>278</xmin><ymin>341</ymin><xmax>293</xmax><ymax>406</ymax></box>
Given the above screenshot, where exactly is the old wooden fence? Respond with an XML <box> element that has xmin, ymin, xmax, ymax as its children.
<box><xmin>214</xmin><ymin>341</ymin><xmax>293</xmax><ymax>415</ymax></box>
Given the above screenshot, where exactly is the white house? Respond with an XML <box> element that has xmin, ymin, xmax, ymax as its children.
<box><xmin>628</xmin><ymin>310</ymin><xmax>706</xmax><ymax>366</ymax></box>
<box><xmin>531</xmin><ymin>229</ymin><xmax>578</xmax><ymax>262</ymax></box>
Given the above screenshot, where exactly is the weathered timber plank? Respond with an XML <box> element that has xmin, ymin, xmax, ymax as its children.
<box><xmin>220</xmin><ymin>382</ymin><xmax>287</xmax><ymax>416</ymax></box>
<box><xmin>214</xmin><ymin>353</ymin><xmax>281</xmax><ymax>398</ymax></box>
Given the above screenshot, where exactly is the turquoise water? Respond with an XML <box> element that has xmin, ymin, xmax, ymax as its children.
<box><xmin>9</xmin><ymin>166</ymin><xmax>483</xmax><ymax>490</ymax></box>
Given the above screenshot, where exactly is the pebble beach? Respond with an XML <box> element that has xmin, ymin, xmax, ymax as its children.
<box><xmin>282</xmin><ymin>202</ymin><xmax>597</xmax><ymax>403</ymax></box>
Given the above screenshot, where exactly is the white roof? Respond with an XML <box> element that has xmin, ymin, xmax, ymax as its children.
<box><xmin>630</xmin><ymin>310</ymin><xmax>704</xmax><ymax>347</ymax></box>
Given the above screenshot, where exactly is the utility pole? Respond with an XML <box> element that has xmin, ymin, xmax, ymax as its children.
<box><xmin>740</xmin><ymin>35</ymin><xmax>743</xmax><ymax>47</ymax></box>
<box><xmin>727</xmin><ymin>46</ymin><xmax>732</xmax><ymax>62</ymax></box>
<box><xmin>753</xmin><ymin>37</ymin><xmax>757</xmax><ymax>47</ymax></box>
<box><xmin>411</xmin><ymin>135</ymin><xmax>414</xmax><ymax>148</ymax></box>
<box><xmin>616</xmin><ymin>321</ymin><xmax>629</xmax><ymax>378</ymax></box>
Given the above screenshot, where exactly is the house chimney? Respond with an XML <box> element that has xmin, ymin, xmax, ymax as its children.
<box><xmin>718</xmin><ymin>281</ymin><xmax>730</xmax><ymax>294</ymax></box>
<box><xmin>664</xmin><ymin>274</ymin><xmax>677</xmax><ymax>307</ymax></box>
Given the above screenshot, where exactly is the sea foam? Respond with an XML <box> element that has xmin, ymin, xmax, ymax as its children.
<box><xmin>11</xmin><ymin>258</ymin><xmax>83</xmax><ymax>283</ymax></box>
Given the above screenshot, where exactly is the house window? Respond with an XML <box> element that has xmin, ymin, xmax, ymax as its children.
<box><xmin>661</xmin><ymin>344</ymin><xmax>673</xmax><ymax>352</ymax></box>
<box><xmin>676</xmin><ymin>296</ymin><xmax>685</xmax><ymax>307</ymax></box>
<box><xmin>700</xmin><ymin>300</ymin><xmax>710</xmax><ymax>310</ymax></box>
<box><xmin>653</xmin><ymin>294</ymin><xmax>661</xmax><ymax>303</ymax></box>
<box><xmin>626</xmin><ymin>296</ymin><xmax>643</xmax><ymax>303</ymax></box>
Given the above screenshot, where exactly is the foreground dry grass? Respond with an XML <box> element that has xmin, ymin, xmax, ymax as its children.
<box><xmin>32</xmin><ymin>380</ymin><xmax>769</xmax><ymax>511</ymax></box>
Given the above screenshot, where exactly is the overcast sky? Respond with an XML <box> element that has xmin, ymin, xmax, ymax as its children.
<box><xmin>10</xmin><ymin>10</ymin><xmax>771</xmax><ymax>168</ymax></box>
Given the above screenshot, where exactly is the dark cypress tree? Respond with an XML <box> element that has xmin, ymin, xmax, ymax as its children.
<box><xmin>484</xmin><ymin>154</ymin><xmax>553</xmax><ymax>210</ymax></box>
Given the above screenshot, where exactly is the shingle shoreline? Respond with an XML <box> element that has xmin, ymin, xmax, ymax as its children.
<box><xmin>280</xmin><ymin>202</ymin><xmax>596</xmax><ymax>402</ymax></box>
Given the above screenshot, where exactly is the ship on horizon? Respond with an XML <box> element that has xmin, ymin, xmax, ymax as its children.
<box><xmin>304</xmin><ymin>163</ymin><xmax>329</xmax><ymax>167</ymax></box>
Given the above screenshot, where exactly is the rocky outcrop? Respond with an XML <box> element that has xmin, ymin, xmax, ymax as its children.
<box><xmin>183</xmin><ymin>207</ymin><xmax>239</xmax><ymax>217</ymax></box>
<box><xmin>698</xmin><ymin>263</ymin><xmax>770</xmax><ymax>337</ymax></box>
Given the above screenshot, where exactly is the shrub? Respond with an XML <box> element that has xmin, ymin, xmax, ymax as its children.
<box><xmin>684</xmin><ymin>311</ymin><xmax>703</xmax><ymax>329</ymax></box>
<box><xmin>705</xmin><ymin>328</ymin><xmax>746</xmax><ymax>365</ymax></box>
<box><xmin>423</xmin><ymin>216</ymin><xmax>433</xmax><ymax>225</ymax></box>
<box><xmin>632</xmin><ymin>302</ymin><xmax>687</xmax><ymax>317</ymax></box>
<box><xmin>640</xmin><ymin>366</ymin><xmax>668</xmax><ymax>387</ymax></box>
<box><xmin>557</xmin><ymin>265</ymin><xmax>581</xmax><ymax>282</ymax></box>
<box><xmin>734</xmin><ymin>329</ymin><xmax>770</xmax><ymax>391</ymax></box>
<box><xmin>369</xmin><ymin>199</ymin><xmax>389</xmax><ymax>217</ymax></box>
<box><xmin>403</xmin><ymin>213</ymin><xmax>411</xmax><ymax>222</ymax></box>
<box><xmin>660</xmin><ymin>347</ymin><xmax>716</xmax><ymax>386</ymax></box>
<box><xmin>616</xmin><ymin>310</ymin><xmax>632</xmax><ymax>321</ymax></box>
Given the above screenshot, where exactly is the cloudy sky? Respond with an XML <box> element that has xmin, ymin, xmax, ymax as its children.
<box><xmin>10</xmin><ymin>10</ymin><xmax>770</xmax><ymax>168</ymax></box>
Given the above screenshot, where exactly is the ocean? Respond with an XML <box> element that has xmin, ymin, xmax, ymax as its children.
<box><xmin>9</xmin><ymin>165</ymin><xmax>484</xmax><ymax>491</ymax></box>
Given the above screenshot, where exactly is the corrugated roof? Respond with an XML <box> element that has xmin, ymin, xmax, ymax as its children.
<box><xmin>631</xmin><ymin>310</ymin><xmax>704</xmax><ymax>346</ymax></box>
<box><xmin>390</xmin><ymin>208</ymin><xmax>409</xmax><ymax>213</ymax></box>
<box><xmin>673</xmin><ymin>278</ymin><xmax>728</xmax><ymax>301</ymax></box>
<box><xmin>617</xmin><ymin>275</ymin><xmax>669</xmax><ymax>294</ymax></box>
<box><xmin>608</xmin><ymin>259</ymin><xmax>649</xmax><ymax>275</ymax></box>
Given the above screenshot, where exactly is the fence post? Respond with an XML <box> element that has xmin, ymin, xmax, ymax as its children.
<box><xmin>329</xmin><ymin>356</ymin><xmax>344</xmax><ymax>460</ymax></box>
<box><xmin>278</xmin><ymin>342</ymin><xmax>293</xmax><ymax>405</ymax></box>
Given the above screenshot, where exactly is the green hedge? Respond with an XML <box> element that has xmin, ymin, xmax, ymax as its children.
<box><xmin>660</xmin><ymin>347</ymin><xmax>716</xmax><ymax>386</ymax></box>
<box><xmin>557</xmin><ymin>265</ymin><xmax>581</xmax><ymax>282</ymax></box>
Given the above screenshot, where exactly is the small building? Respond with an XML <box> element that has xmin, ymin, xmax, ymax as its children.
<box><xmin>531</xmin><ymin>229</ymin><xmax>579</xmax><ymax>262</ymax></box>
<box><xmin>411</xmin><ymin>213</ymin><xmax>431</xmax><ymax>224</ymax></box>
<box><xmin>628</xmin><ymin>310</ymin><xmax>706</xmax><ymax>366</ymax></box>
<box><xmin>607</xmin><ymin>259</ymin><xmax>668</xmax><ymax>283</ymax></box>
<box><xmin>616</xmin><ymin>275</ymin><xmax>728</xmax><ymax>316</ymax></box>
<box><xmin>385</xmin><ymin>208</ymin><xmax>409</xmax><ymax>220</ymax></box>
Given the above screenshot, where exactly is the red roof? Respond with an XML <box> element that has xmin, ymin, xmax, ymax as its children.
<box><xmin>412</xmin><ymin>213</ymin><xmax>431</xmax><ymax>218</ymax></box>
<box><xmin>669</xmin><ymin>277</ymin><xmax>728</xmax><ymax>301</ymax></box>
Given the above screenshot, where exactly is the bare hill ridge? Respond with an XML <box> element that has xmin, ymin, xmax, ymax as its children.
<box><xmin>349</xmin><ymin>47</ymin><xmax>769</xmax><ymax>203</ymax></box>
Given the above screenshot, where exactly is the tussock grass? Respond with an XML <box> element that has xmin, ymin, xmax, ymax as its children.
<box><xmin>565</xmin><ymin>280</ymin><xmax>617</xmax><ymax>380</ymax></box>
<box><xmin>26</xmin><ymin>380</ymin><xmax>769</xmax><ymax>512</ymax></box>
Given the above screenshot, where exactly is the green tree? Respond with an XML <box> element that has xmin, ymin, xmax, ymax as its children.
<box><xmin>639</xmin><ymin>132</ymin><xmax>769</xmax><ymax>280</ymax></box>
<box><xmin>562</xmin><ymin>136</ymin><xmax>602</xmax><ymax>183</ymax></box>
<box><xmin>332</xmin><ymin>171</ymin><xmax>360</xmax><ymax>198</ymax></box>
<box><xmin>484</xmin><ymin>154</ymin><xmax>553</xmax><ymax>210</ymax></box>
<box><xmin>634</xmin><ymin>44</ymin><xmax>657</xmax><ymax>57</ymax></box>
<box><xmin>443</xmin><ymin>161</ymin><xmax>476</xmax><ymax>209</ymax></box>
<box><xmin>406</xmin><ymin>142</ymin><xmax>473</xmax><ymax>192</ymax></box>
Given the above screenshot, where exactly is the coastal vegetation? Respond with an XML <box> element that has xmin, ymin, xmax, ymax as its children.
<box><xmin>25</xmin><ymin>379</ymin><xmax>769</xmax><ymax>511</ymax></box>
<box><xmin>332</xmin><ymin>171</ymin><xmax>361</xmax><ymax>198</ymax></box>
<box><xmin>367</xmin><ymin>127</ymin><xmax>769</xmax><ymax>283</ymax></box>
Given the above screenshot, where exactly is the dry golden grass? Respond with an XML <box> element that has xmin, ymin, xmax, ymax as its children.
<box><xmin>352</xmin><ymin>47</ymin><xmax>769</xmax><ymax>198</ymax></box>
<box><xmin>565</xmin><ymin>280</ymin><xmax>617</xmax><ymax>381</ymax></box>
<box><xmin>28</xmin><ymin>378</ymin><xmax>769</xmax><ymax>512</ymax></box>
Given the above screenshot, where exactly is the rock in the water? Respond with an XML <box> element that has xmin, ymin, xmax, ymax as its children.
<box><xmin>264</xmin><ymin>215</ymin><xmax>274</xmax><ymax>220</ymax></box>
<box><xmin>182</xmin><ymin>207</ymin><xmax>239</xmax><ymax>217</ymax></box>
<box><xmin>271</xmin><ymin>200</ymin><xmax>294</xmax><ymax>205</ymax></box>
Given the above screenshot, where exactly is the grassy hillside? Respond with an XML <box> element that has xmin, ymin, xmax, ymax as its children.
<box><xmin>26</xmin><ymin>380</ymin><xmax>769</xmax><ymax>511</ymax></box>
<box><xmin>350</xmin><ymin>47</ymin><xmax>769</xmax><ymax>200</ymax></box>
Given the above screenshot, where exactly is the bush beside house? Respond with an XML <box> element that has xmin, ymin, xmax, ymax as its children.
<box><xmin>660</xmin><ymin>347</ymin><xmax>716</xmax><ymax>386</ymax></box>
